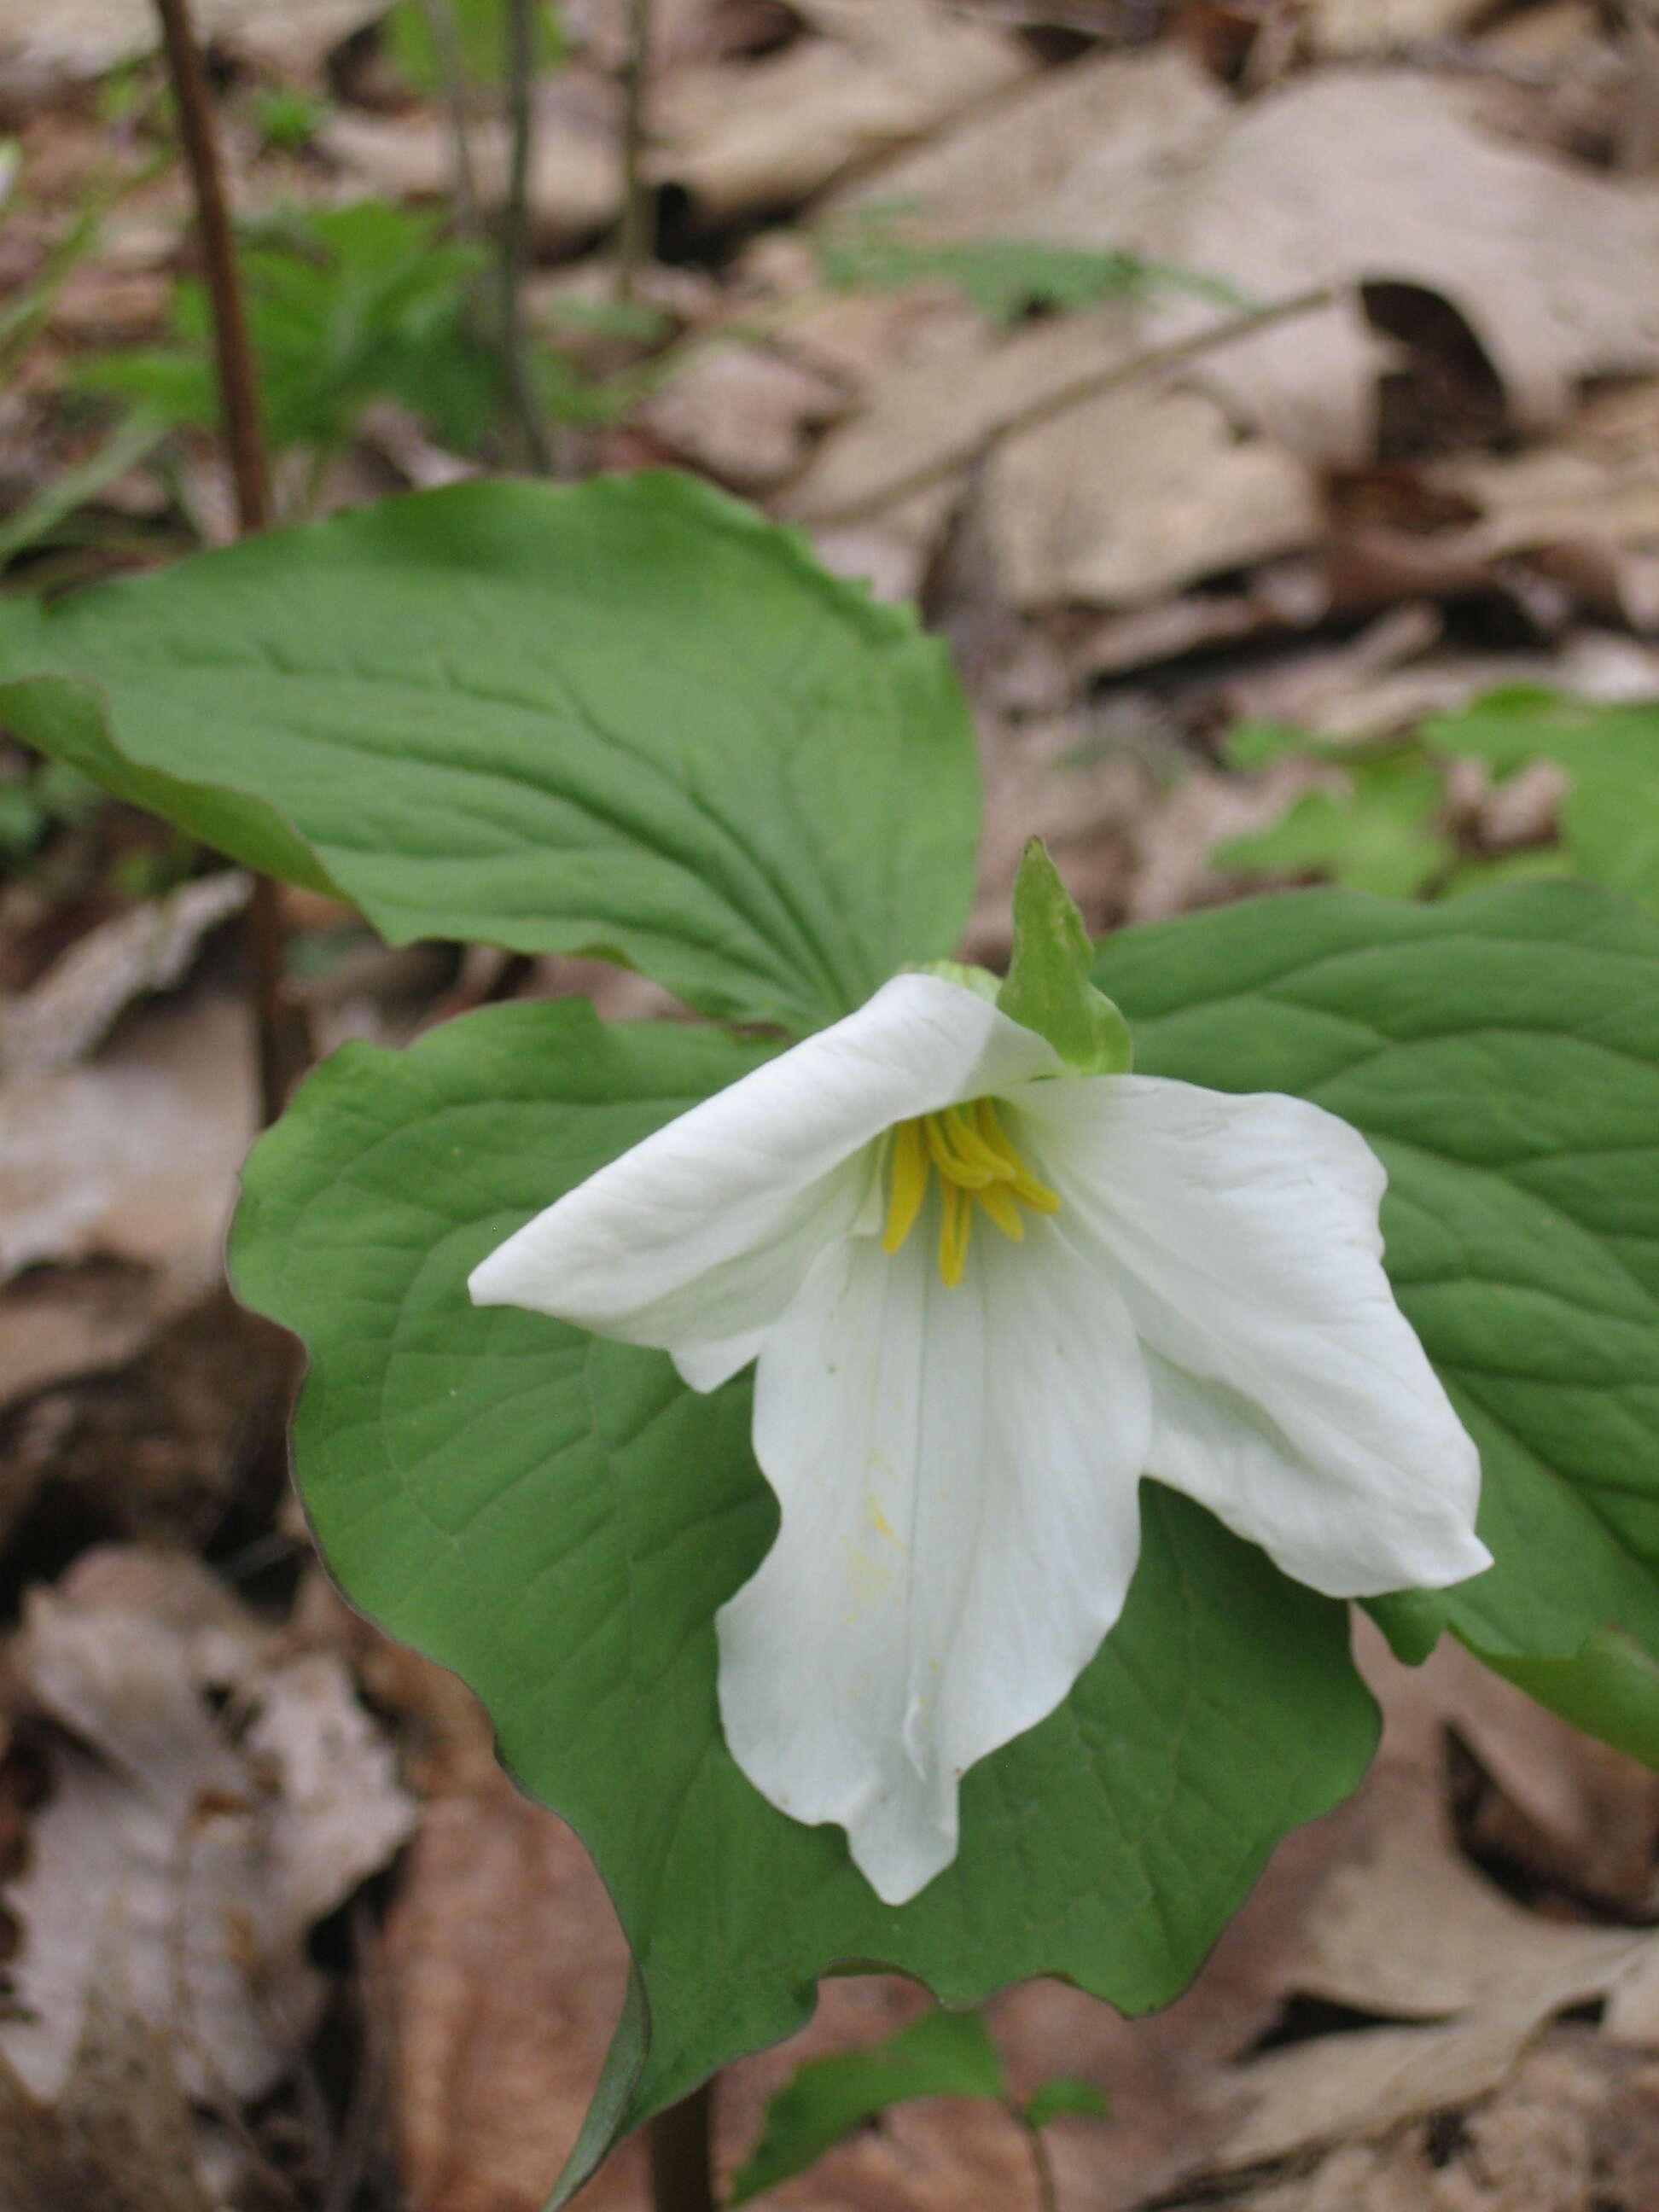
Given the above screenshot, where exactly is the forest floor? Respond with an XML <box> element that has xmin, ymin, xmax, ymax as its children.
<box><xmin>1</xmin><ymin>2</ymin><xmax>1657</xmax><ymax>2206</ymax></box>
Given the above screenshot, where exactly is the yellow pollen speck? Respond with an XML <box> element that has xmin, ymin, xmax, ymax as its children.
<box><xmin>881</xmin><ymin>1097</ymin><xmax>1059</xmax><ymax>1285</ymax></box>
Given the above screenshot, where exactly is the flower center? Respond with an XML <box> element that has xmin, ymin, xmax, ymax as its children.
<box><xmin>882</xmin><ymin>1098</ymin><xmax>1060</xmax><ymax>1288</ymax></box>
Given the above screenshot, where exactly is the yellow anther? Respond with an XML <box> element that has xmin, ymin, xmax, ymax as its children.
<box><xmin>882</xmin><ymin>1097</ymin><xmax>1061</xmax><ymax>1284</ymax></box>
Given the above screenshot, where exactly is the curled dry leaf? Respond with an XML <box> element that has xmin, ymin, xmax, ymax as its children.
<box><xmin>0</xmin><ymin>873</ymin><xmax>250</xmax><ymax>1082</ymax></box>
<box><xmin>1150</xmin><ymin>72</ymin><xmax>1659</xmax><ymax>460</ymax></box>
<box><xmin>2</xmin><ymin>1552</ymin><xmax>416</xmax><ymax>2110</ymax></box>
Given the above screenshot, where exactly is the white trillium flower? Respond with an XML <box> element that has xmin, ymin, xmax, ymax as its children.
<box><xmin>469</xmin><ymin>972</ymin><xmax>1490</xmax><ymax>1905</ymax></box>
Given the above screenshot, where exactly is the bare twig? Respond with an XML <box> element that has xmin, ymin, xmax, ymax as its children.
<box><xmin>151</xmin><ymin>0</ymin><xmax>298</xmax><ymax>1127</ymax></box>
<box><xmin>795</xmin><ymin>283</ymin><xmax>1337</xmax><ymax>527</ymax></box>
<box><xmin>616</xmin><ymin>0</ymin><xmax>655</xmax><ymax>301</ymax></box>
<box><xmin>500</xmin><ymin>0</ymin><xmax>553</xmax><ymax>472</ymax></box>
<box><xmin>420</xmin><ymin>0</ymin><xmax>484</xmax><ymax>235</ymax></box>
<box><xmin>649</xmin><ymin>2081</ymin><xmax>718</xmax><ymax>2212</ymax></box>
<box><xmin>153</xmin><ymin>0</ymin><xmax>269</xmax><ymax>532</ymax></box>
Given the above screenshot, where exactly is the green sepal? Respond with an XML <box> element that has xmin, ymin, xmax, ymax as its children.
<box><xmin>998</xmin><ymin>841</ymin><xmax>1132</xmax><ymax>1073</ymax></box>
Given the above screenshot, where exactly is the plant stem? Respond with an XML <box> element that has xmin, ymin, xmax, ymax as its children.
<box><xmin>1024</xmin><ymin>2121</ymin><xmax>1059</xmax><ymax>2212</ymax></box>
<box><xmin>420</xmin><ymin>0</ymin><xmax>483</xmax><ymax>237</ymax></box>
<box><xmin>151</xmin><ymin>0</ymin><xmax>294</xmax><ymax>1128</ymax></box>
<box><xmin>500</xmin><ymin>0</ymin><xmax>553</xmax><ymax>472</ymax></box>
<box><xmin>615</xmin><ymin>0</ymin><xmax>655</xmax><ymax>301</ymax></box>
<box><xmin>153</xmin><ymin>0</ymin><xmax>269</xmax><ymax>532</ymax></box>
<box><xmin>648</xmin><ymin>2081</ymin><xmax>717</xmax><ymax>2212</ymax></box>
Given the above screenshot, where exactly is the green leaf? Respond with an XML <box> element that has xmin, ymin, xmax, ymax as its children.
<box><xmin>229</xmin><ymin>997</ymin><xmax>1377</xmax><ymax>2204</ymax></box>
<box><xmin>1428</xmin><ymin>691</ymin><xmax>1659</xmax><ymax>919</ymax></box>
<box><xmin>998</xmin><ymin>840</ymin><xmax>1132</xmax><ymax>1072</ymax></box>
<box><xmin>728</xmin><ymin>2008</ymin><xmax>1006</xmax><ymax>2204</ymax></box>
<box><xmin>1097</xmin><ymin>880</ymin><xmax>1659</xmax><ymax>1751</ymax></box>
<box><xmin>0</xmin><ymin>474</ymin><xmax>980</xmax><ymax>1033</ymax></box>
<box><xmin>1214</xmin><ymin>748</ymin><xmax>1457</xmax><ymax>900</ymax></box>
<box><xmin>80</xmin><ymin>201</ymin><xmax>502</xmax><ymax>458</ymax></box>
<box><xmin>818</xmin><ymin>207</ymin><xmax>1244</xmax><ymax>328</ymax></box>
<box><xmin>1458</xmin><ymin>1623</ymin><xmax>1659</xmax><ymax>1768</ymax></box>
<box><xmin>1020</xmin><ymin>2077</ymin><xmax>1112</xmax><ymax>2131</ymax></box>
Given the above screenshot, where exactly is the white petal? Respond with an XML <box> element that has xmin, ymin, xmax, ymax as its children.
<box><xmin>469</xmin><ymin>975</ymin><xmax>1061</xmax><ymax>1373</ymax></box>
<box><xmin>716</xmin><ymin>1213</ymin><xmax>1150</xmax><ymax>1905</ymax></box>
<box><xmin>1016</xmin><ymin>1076</ymin><xmax>1490</xmax><ymax>1598</ymax></box>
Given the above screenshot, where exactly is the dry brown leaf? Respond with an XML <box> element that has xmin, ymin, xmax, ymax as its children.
<box><xmin>0</xmin><ymin>991</ymin><xmax>254</xmax><ymax>1283</ymax></box>
<box><xmin>3</xmin><ymin>1555</ymin><xmax>416</xmax><ymax>2109</ymax></box>
<box><xmin>1305</xmin><ymin>0</ymin><xmax>1492</xmax><ymax>56</ymax></box>
<box><xmin>0</xmin><ymin>0</ymin><xmax>387</xmax><ymax>80</ymax></box>
<box><xmin>783</xmin><ymin>307</ymin><xmax>1121</xmax><ymax>524</ymax></box>
<box><xmin>1173</xmin><ymin>2035</ymin><xmax>1659</xmax><ymax>2212</ymax></box>
<box><xmin>0</xmin><ymin>1985</ymin><xmax>220</xmax><ymax>2212</ymax></box>
<box><xmin>987</xmin><ymin>378</ymin><xmax>1321</xmax><ymax>609</ymax></box>
<box><xmin>652</xmin><ymin>0</ymin><xmax>1035</xmax><ymax>223</ymax></box>
<box><xmin>1150</xmin><ymin>72</ymin><xmax>1659</xmax><ymax>460</ymax></box>
<box><xmin>375</xmin><ymin>1649</ymin><xmax>643</xmax><ymax>2212</ymax></box>
<box><xmin>830</xmin><ymin>44</ymin><xmax>1226</xmax><ymax>246</ymax></box>
<box><xmin>641</xmin><ymin>344</ymin><xmax>846</xmax><ymax>488</ymax></box>
<box><xmin>1224</xmin><ymin>626</ymin><xmax>1659</xmax><ymax>738</ymax></box>
<box><xmin>320</xmin><ymin>75</ymin><xmax>620</xmax><ymax>249</ymax></box>
<box><xmin>1362</xmin><ymin>1627</ymin><xmax>1659</xmax><ymax>1918</ymax></box>
<box><xmin>1195</xmin><ymin>1728</ymin><xmax>1659</xmax><ymax>2181</ymax></box>
<box><xmin>0</xmin><ymin>874</ymin><xmax>249</xmax><ymax>1082</ymax></box>
<box><xmin>0</xmin><ymin>1266</ymin><xmax>185</xmax><ymax>1424</ymax></box>
<box><xmin>1415</xmin><ymin>381</ymin><xmax>1659</xmax><ymax>624</ymax></box>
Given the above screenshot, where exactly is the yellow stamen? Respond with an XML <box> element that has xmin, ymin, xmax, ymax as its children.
<box><xmin>882</xmin><ymin>1119</ymin><xmax>928</xmax><ymax>1254</ymax></box>
<box><xmin>974</xmin><ymin>1180</ymin><xmax>1026</xmax><ymax>1240</ymax></box>
<box><xmin>882</xmin><ymin>1097</ymin><xmax>1061</xmax><ymax>1285</ymax></box>
<box><xmin>939</xmin><ymin>1178</ymin><xmax>971</xmax><ymax>1287</ymax></box>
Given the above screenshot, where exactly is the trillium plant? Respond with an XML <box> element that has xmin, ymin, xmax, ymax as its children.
<box><xmin>2</xmin><ymin>471</ymin><xmax>1656</xmax><ymax>2204</ymax></box>
<box><xmin>469</xmin><ymin>864</ymin><xmax>1489</xmax><ymax>1905</ymax></box>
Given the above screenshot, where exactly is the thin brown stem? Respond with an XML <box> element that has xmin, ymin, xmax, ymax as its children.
<box><xmin>615</xmin><ymin>0</ymin><xmax>655</xmax><ymax>301</ymax></box>
<box><xmin>648</xmin><ymin>2081</ymin><xmax>717</xmax><ymax>2212</ymax></box>
<box><xmin>152</xmin><ymin>0</ymin><xmax>269</xmax><ymax>534</ymax></box>
<box><xmin>796</xmin><ymin>283</ymin><xmax>1336</xmax><ymax>527</ymax></box>
<box><xmin>419</xmin><ymin>0</ymin><xmax>483</xmax><ymax>236</ymax></box>
<box><xmin>151</xmin><ymin>0</ymin><xmax>297</xmax><ymax>1126</ymax></box>
<box><xmin>1024</xmin><ymin>2120</ymin><xmax>1059</xmax><ymax>2212</ymax></box>
<box><xmin>500</xmin><ymin>0</ymin><xmax>552</xmax><ymax>472</ymax></box>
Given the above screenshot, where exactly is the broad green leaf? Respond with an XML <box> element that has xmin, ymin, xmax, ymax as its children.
<box><xmin>1098</xmin><ymin>880</ymin><xmax>1659</xmax><ymax>1743</ymax></box>
<box><xmin>998</xmin><ymin>839</ymin><xmax>1132</xmax><ymax>1073</ymax></box>
<box><xmin>0</xmin><ymin>474</ymin><xmax>979</xmax><ymax>1033</ymax></box>
<box><xmin>728</xmin><ymin>2008</ymin><xmax>1006</xmax><ymax>2204</ymax></box>
<box><xmin>1428</xmin><ymin>690</ymin><xmax>1659</xmax><ymax>918</ymax></box>
<box><xmin>229</xmin><ymin>997</ymin><xmax>1377</xmax><ymax>2205</ymax></box>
